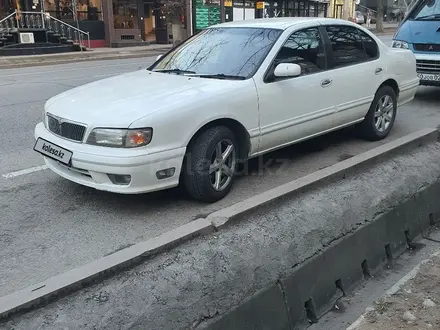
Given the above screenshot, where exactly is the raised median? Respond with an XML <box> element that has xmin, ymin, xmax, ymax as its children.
<box><xmin>0</xmin><ymin>128</ymin><xmax>439</xmax><ymax>329</ymax></box>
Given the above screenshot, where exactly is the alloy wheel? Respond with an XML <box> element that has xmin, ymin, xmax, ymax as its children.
<box><xmin>374</xmin><ymin>95</ymin><xmax>394</xmax><ymax>132</ymax></box>
<box><xmin>209</xmin><ymin>139</ymin><xmax>236</xmax><ymax>191</ymax></box>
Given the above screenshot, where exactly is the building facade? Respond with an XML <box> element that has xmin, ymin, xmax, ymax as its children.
<box><xmin>328</xmin><ymin>0</ymin><xmax>355</xmax><ymax>19</ymax></box>
<box><xmin>2</xmin><ymin>0</ymin><xmax>335</xmax><ymax>48</ymax></box>
<box><xmin>192</xmin><ymin>0</ymin><xmax>329</xmax><ymax>32</ymax></box>
<box><xmin>0</xmin><ymin>0</ymin><xmax>174</xmax><ymax>47</ymax></box>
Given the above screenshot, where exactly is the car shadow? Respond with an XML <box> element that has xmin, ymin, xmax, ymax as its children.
<box><xmin>415</xmin><ymin>87</ymin><xmax>440</xmax><ymax>104</ymax></box>
<box><xmin>63</xmin><ymin>126</ymin><xmax>360</xmax><ymax>211</ymax></box>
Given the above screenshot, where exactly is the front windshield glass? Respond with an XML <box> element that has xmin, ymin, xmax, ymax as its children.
<box><xmin>149</xmin><ymin>27</ymin><xmax>283</xmax><ymax>79</ymax></box>
<box><xmin>410</xmin><ymin>0</ymin><xmax>440</xmax><ymax>19</ymax></box>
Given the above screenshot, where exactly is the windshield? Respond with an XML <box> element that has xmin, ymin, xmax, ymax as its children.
<box><xmin>148</xmin><ymin>27</ymin><xmax>283</xmax><ymax>79</ymax></box>
<box><xmin>410</xmin><ymin>0</ymin><xmax>440</xmax><ymax>20</ymax></box>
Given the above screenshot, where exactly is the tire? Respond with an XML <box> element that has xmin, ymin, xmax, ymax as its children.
<box><xmin>356</xmin><ymin>85</ymin><xmax>397</xmax><ymax>141</ymax></box>
<box><xmin>182</xmin><ymin>126</ymin><xmax>239</xmax><ymax>203</ymax></box>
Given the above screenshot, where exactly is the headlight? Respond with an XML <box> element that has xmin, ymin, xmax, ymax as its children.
<box><xmin>392</xmin><ymin>40</ymin><xmax>409</xmax><ymax>49</ymax></box>
<box><xmin>86</xmin><ymin>128</ymin><xmax>153</xmax><ymax>148</ymax></box>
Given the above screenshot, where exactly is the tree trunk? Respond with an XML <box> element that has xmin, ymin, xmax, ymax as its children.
<box><xmin>376</xmin><ymin>0</ymin><xmax>384</xmax><ymax>33</ymax></box>
<box><xmin>170</xmin><ymin>17</ymin><xmax>185</xmax><ymax>46</ymax></box>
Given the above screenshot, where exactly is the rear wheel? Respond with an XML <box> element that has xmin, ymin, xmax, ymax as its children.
<box><xmin>182</xmin><ymin>126</ymin><xmax>238</xmax><ymax>203</ymax></box>
<box><xmin>356</xmin><ymin>85</ymin><xmax>397</xmax><ymax>141</ymax></box>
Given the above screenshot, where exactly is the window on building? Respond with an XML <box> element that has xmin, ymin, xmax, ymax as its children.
<box><xmin>273</xmin><ymin>27</ymin><xmax>326</xmax><ymax>75</ymax></box>
<box><xmin>325</xmin><ymin>25</ymin><xmax>368</xmax><ymax>68</ymax></box>
<box><xmin>113</xmin><ymin>0</ymin><xmax>139</xmax><ymax>29</ymax></box>
<box><xmin>43</xmin><ymin>0</ymin><xmax>103</xmax><ymax>21</ymax></box>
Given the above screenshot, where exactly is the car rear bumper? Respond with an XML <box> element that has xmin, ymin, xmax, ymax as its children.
<box><xmin>34</xmin><ymin>122</ymin><xmax>186</xmax><ymax>194</ymax></box>
<box><xmin>398</xmin><ymin>78</ymin><xmax>420</xmax><ymax>107</ymax></box>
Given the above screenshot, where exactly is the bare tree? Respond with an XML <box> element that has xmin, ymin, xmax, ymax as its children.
<box><xmin>163</xmin><ymin>0</ymin><xmax>187</xmax><ymax>45</ymax></box>
<box><xmin>164</xmin><ymin>0</ymin><xmax>185</xmax><ymax>24</ymax></box>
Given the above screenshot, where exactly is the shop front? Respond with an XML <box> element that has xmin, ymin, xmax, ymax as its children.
<box><xmin>259</xmin><ymin>0</ymin><xmax>329</xmax><ymax>18</ymax></box>
<box><xmin>192</xmin><ymin>0</ymin><xmax>329</xmax><ymax>32</ymax></box>
<box><xmin>328</xmin><ymin>0</ymin><xmax>355</xmax><ymax>19</ymax></box>
<box><xmin>109</xmin><ymin>0</ymin><xmax>169</xmax><ymax>46</ymax></box>
<box><xmin>0</xmin><ymin>0</ymin><xmax>106</xmax><ymax>47</ymax></box>
<box><xmin>0</xmin><ymin>0</ymin><xmax>172</xmax><ymax>47</ymax></box>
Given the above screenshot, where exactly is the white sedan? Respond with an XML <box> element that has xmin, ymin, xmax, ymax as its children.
<box><xmin>34</xmin><ymin>17</ymin><xmax>419</xmax><ymax>203</ymax></box>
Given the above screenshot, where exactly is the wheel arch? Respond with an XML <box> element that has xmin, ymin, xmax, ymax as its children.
<box><xmin>186</xmin><ymin>118</ymin><xmax>252</xmax><ymax>161</ymax></box>
<box><xmin>378</xmin><ymin>78</ymin><xmax>400</xmax><ymax>97</ymax></box>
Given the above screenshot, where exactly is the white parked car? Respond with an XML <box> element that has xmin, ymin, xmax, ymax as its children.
<box><xmin>34</xmin><ymin>18</ymin><xmax>419</xmax><ymax>203</ymax></box>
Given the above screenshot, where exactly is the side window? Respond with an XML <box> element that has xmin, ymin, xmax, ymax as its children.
<box><xmin>325</xmin><ymin>25</ymin><xmax>368</xmax><ymax>68</ymax></box>
<box><xmin>359</xmin><ymin>30</ymin><xmax>379</xmax><ymax>59</ymax></box>
<box><xmin>273</xmin><ymin>27</ymin><xmax>326</xmax><ymax>76</ymax></box>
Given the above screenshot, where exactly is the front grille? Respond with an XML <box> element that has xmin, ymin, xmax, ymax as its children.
<box><xmin>416</xmin><ymin>59</ymin><xmax>440</xmax><ymax>74</ymax></box>
<box><xmin>47</xmin><ymin>114</ymin><xmax>86</xmax><ymax>142</ymax></box>
<box><xmin>414</xmin><ymin>43</ymin><xmax>440</xmax><ymax>52</ymax></box>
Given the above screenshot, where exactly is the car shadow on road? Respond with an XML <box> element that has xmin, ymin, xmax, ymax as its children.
<box><xmin>238</xmin><ymin>126</ymin><xmax>358</xmax><ymax>178</ymax></box>
<box><xmin>64</xmin><ymin>126</ymin><xmax>360</xmax><ymax>211</ymax></box>
<box><xmin>415</xmin><ymin>87</ymin><xmax>440</xmax><ymax>103</ymax></box>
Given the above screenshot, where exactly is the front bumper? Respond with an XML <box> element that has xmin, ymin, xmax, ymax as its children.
<box><xmin>34</xmin><ymin>122</ymin><xmax>186</xmax><ymax>194</ymax></box>
<box><xmin>414</xmin><ymin>53</ymin><xmax>440</xmax><ymax>86</ymax></box>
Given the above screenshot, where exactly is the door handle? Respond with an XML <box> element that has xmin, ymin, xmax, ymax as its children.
<box><xmin>321</xmin><ymin>78</ymin><xmax>332</xmax><ymax>87</ymax></box>
<box><xmin>375</xmin><ymin>68</ymin><xmax>383</xmax><ymax>74</ymax></box>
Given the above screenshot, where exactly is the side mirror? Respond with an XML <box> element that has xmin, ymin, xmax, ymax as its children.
<box><xmin>156</xmin><ymin>54</ymin><xmax>163</xmax><ymax>61</ymax></box>
<box><xmin>273</xmin><ymin>63</ymin><xmax>301</xmax><ymax>78</ymax></box>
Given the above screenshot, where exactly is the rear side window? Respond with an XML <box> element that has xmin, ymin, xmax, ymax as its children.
<box><xmin>324</xmin><ymin>25</ymin><xmax>377</xmax><ymax>68</ymax></box>
<box><xmin>359</xmin><ymin>30</ymin><xmax>379</xmax><ymax>59</ymax></box>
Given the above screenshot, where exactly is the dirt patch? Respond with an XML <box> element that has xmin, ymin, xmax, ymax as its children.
<box><xmin>351</xmin><ymin>254</ymin><xmax>440</xmax><ymax>329</ymax></box>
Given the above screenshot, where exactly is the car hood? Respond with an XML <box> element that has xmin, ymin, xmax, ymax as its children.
<box><xmin>396</xmin><ymin>20</ymin><xmax>440</xmax><ymax>44</ymax></box>
<box><xmin>44</xmin><ymin>70</ymin><xmax>232</xmax><ymax>128</ymax></box>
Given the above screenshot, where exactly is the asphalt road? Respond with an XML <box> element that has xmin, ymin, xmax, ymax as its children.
<box><xmin>1</xmin><ymin>36</ymin><xmax>439</xmax><ymax>297</ymax></box>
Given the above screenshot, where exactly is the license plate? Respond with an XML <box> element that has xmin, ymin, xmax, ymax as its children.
<box><xmin>417</xmin><ymin>73</ymin><xmax>440</xmax><ymax>81</ymax></box>
<box><xmin>33</xmin><ymin>138</ymin><xmax>73</xmax><ymax>166</ymax></box>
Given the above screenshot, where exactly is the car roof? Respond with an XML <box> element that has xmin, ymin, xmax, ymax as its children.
<box><xmin>208</xmin><ymin>17</ymin><xmax>358</xmax><ymax>30</ymax></box>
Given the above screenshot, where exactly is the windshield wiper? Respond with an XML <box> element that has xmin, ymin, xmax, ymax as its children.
<box><xmin>415</xmin><ymin>14</ymin><xmax>440</xmax><ymax>20</ymax></box>
<box><xmin>188</xmin><ymin>73</ymin><xmax>246</xmax><ymax>80</ymax></box>
<box><xmin>154</xmin><ymin>69</ymin><xmax>196</xmax><ymax>75</ymax></box>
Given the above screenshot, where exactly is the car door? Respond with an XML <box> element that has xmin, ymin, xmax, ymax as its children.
<box><xmin>256</xmin><ymin>25</ymin><xmax>338</xmax><ymax>154</ymax></box>
<box><xmin>321</xmin><ymin>24</ymin><xmax>384</xmax><ymax>125</ymax></box>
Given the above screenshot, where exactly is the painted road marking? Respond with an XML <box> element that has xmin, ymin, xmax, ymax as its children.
<box><xmin>2</xmin><ymin>165</ymin><xmax>49</xmax><ymax>179</ymax></box>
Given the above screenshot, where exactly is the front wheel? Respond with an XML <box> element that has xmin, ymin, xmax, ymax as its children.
<box><xmin>356</xmin><ymin>85</ymin><xmax>397</xmax><ymax>141</ymax></box>
<box><xmin>182</xmin><ymin>126</ymin><xmax>238</xmax><ymax>203</ymax></box>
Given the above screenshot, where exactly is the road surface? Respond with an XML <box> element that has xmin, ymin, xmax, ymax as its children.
<box><xmin>1</xmin><ymin>37</ymin><xmax>439</xmax><ymax>297</ymax></box>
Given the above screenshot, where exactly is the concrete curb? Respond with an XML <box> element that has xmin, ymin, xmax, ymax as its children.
<box><xmin>0</xmin><ymin>128</ymin><xmax>437</xmax><ymax>321</ymax></box>
<box><xmin>0</xmin><ymin>48</ymin><xmax>171</xmax><ymax>69</ymax></box>
<box><xmin>346</xmin><ymin>249</ymin><xmax>440</xmax><ymax>330</ymax></box>
<box><xmin>205</xmin><ymin>180</ymin><xmax>440</xmax><ymax>330</ymax></box>
<box><xmin>208</xmin><ymin>128</ymin><xmax>439</xmax><ymax>229</ymax></box>
<box><xmin>0</xmin><ymin>218</ymin><xmax>213</xmax><ymax>320</ymax></box>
